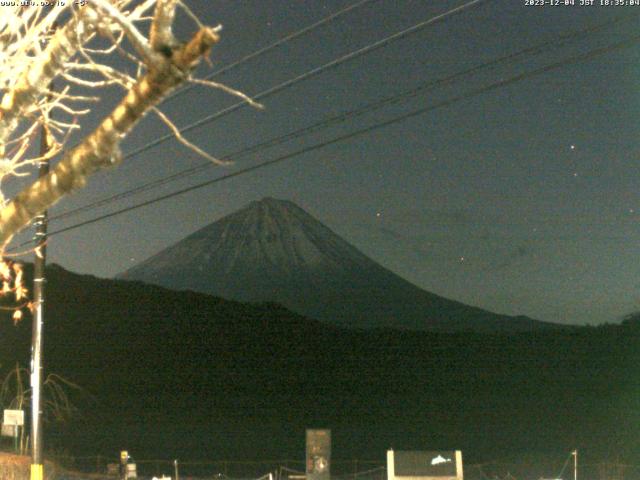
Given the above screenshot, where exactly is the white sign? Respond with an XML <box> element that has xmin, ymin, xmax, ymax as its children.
<box><xmin>3</xmin><ymin>409</ymin><xmax>24</xmax><ymax>426</ymax></box>
<box><xmin>0</xmin><ymin>424</ymin><xmax>17</xmax><ymax>437</ymax></box>
<box><xmin>431</xmin><ymin>456</ymin><xmax>452</xmax><ymax>466</ymax></box>
<box><xmin>126</xmin><ymin>463</ymin><xmax>137</xmax><ymax>479</ymax></box>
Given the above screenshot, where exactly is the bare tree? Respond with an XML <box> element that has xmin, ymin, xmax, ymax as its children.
<box><xmin>0</xmin><ymin>0</ymin><xmax>259</xmax><ymax>244</ymax></box>
<box><xmin>0</xmin><ymin>1</ymin><xmax>257</xmax><ymax>316</ymax></box>
<box><xmin>0</xmin><ymin>363</ymin><xmax>83</xmax><ymax>453</ymax></box>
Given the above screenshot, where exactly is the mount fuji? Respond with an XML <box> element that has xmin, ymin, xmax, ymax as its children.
<box><xmin>119</xmin><ymin>197</ymin><xmax>555</xmax><ymax>332</ymax></box>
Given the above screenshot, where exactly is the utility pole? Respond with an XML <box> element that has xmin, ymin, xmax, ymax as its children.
<box><xmin>31</xmin><ymin>88</ymin><xmax>53</xmax><ymax>480</ymax></box>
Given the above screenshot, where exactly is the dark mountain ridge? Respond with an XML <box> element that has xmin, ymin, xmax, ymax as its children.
<box><xmin>0</xmin><ymin>264</ymin><xmax>637</xmax><ymax>465</ymax></box>
<box><xmin>119</xmin><ymin>198</ymin><xmax>556</xmax><ymax>332</ymax></box>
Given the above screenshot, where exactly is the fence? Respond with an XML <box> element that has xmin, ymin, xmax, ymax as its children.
<box><xmin>43</xmin><ymin>458</ymin><xmax>384</xmax><ymax>480</ymax></box>
<box><xmin>39</xmin><ymin>455</ymin><xmax>640</xmax><ymax>480</ymax></box>
<box><xmin>463</xmin><ymin>461</ymin><xmax>640</xmax><ymax>480</ymax></box>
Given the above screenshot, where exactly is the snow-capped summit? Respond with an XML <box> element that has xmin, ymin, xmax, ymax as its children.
<box><xmin>119</xmin><ymin>198</ymin><xmax>554</xmax><ymax>332</ymax></box>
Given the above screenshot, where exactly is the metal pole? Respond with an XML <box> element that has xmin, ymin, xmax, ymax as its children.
<box><xmin>31</xmin><ymin>86</ymin><xmax>52</xmax><ymax>480</ymax></box>
<box><xmin>573</xmin><ymin>450</ymin><xmax>578</xmax><ymax>480</ymax></box>
<box><xmin>174</xmin><ymin>459</ymin><xmax>179</xmax><ymax>480</ymax></box>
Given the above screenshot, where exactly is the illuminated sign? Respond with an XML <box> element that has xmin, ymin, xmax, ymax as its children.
<box><xmin>3</xmin><ymin>409</ymin><xmax>24</xmax><ymax>426</ymax></box>
<box><xmin>387</xmin><ymin>450</ymin><xmax>463</xmax><ymax>480</ymax></box>
<box><xmin>306</xmin><ymin>429</ymin><xmax>331</xmax><ymax>480</ymax></box>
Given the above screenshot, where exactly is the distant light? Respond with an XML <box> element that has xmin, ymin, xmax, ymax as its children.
<box><xmin>376</xmin><ymin>212</ymin><xmax>381</xmax><ymax>218</ymax></box>
<box><xmin>570</xmin><ymin>144</ymin><xmax>576</xmax><ymax>150</ymax></box>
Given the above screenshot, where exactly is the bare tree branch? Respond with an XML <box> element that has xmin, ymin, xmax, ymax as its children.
<box><xmin>90</xmin><ymin>0</ymin><xmax>159</xmax><ymax>65</ymax></box>
<box><xmin>0</xmin><ymin>23</ymin><xmax>220</xmax><ymax>246</ymax></box>
<box><xmin>0</xmin><ymin>8</ymin><xmax>91</xmax><ymax>157</ymax></box>
<box><xmin>150</xmin><ymin>0</ymin><xmax>178</xmax><ymax>52</ymax></box>
<box><xmin>152</xmin><ymin>106</ymin><xmax>228</xmax><ymax>165</ymax></box>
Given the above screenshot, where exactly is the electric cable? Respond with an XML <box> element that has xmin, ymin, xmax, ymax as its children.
<box><xmin>554</xmin><ymin>452</ymin><xmax>575</xmax><ymax>480</ymax></box>
<box><xmin>162</xmin><ymin>0</ymin><xmax>383</xmax><ymax>104</ymax></box>
<box><xmin>35</xmin><ymin>33</ymin><xmax>640</xmax><ymax>242</ymax></box>
<box><xmin>121</xmin><ymin>0</ymin><xmax>490</xmax><ymax>162</ymax></box>
<box><xmin>49</xmin><ymin>11</ymin><xmax>639</xmax><ymax>223</ymax></box>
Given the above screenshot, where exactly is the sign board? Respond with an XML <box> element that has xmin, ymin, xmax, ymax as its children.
<box><xmin>387</xmin><ymin>451</ymin><xmax>463</xmax><ymax>480</ymax></box>
<box><xmin>0</xmin><ymin>424</ymin><xmax>17</xmax><ymax>438</ymax></box>
<box><xmin>306</xmin><ymin>429</ymin><xmax>331</xmax><ymax>480</ymax></box>
<box><xmin>126</xmin><ymin>463</ymin><xmax>137</xmax><ymax>479</ymax></box>
<box><xmin>3</xmin><ymin>409</ymin><xmax>24</xmax><ymax>426</ymax></box>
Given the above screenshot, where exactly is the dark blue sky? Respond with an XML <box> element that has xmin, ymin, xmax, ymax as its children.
<box><xmin>10</xmin><ymin>0</ymin><xmax>640</xmax><ymax>326</ymax></box>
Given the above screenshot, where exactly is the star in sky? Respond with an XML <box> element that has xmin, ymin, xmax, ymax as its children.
<box><xmin>38</xmin><ymin>0</ymin><xmax>640</xmax><ymax>327</ymax></box>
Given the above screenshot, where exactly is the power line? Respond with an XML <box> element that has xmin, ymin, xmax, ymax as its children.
<box><xmin>121</xmin><ymin>0</ymin><xmax>489</xmax><ymax>161</ymax></box>
<box><xmin>38</xmin><ymin>33</ymin><xmax>640</xmax><ymax>241</ymax></box>
<box><xmin>162</xmin><ymin>0</ymin><xmax>383</xmax><ymax>104</ymax></box>
<box><xmin>50</xmin><ymin>12</ymin><xmax>639</xmax><ymax>223</ymax></box>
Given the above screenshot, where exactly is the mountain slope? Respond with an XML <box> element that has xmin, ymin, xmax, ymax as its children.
<box><xmin>0</xmin><ymin>264</ymin><xmax>637</xmax><ymax>464</ymax></box>
<box><xmin>119</xmin><ymin>197</ymin><xmax>554</xmax><ymax>332</ymax></box>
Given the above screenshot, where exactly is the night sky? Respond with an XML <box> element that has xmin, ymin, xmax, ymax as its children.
<box><xmin>8</xmin><ymin>0</ymin><xmax>640</xmax><ymax>326</ymax></box>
